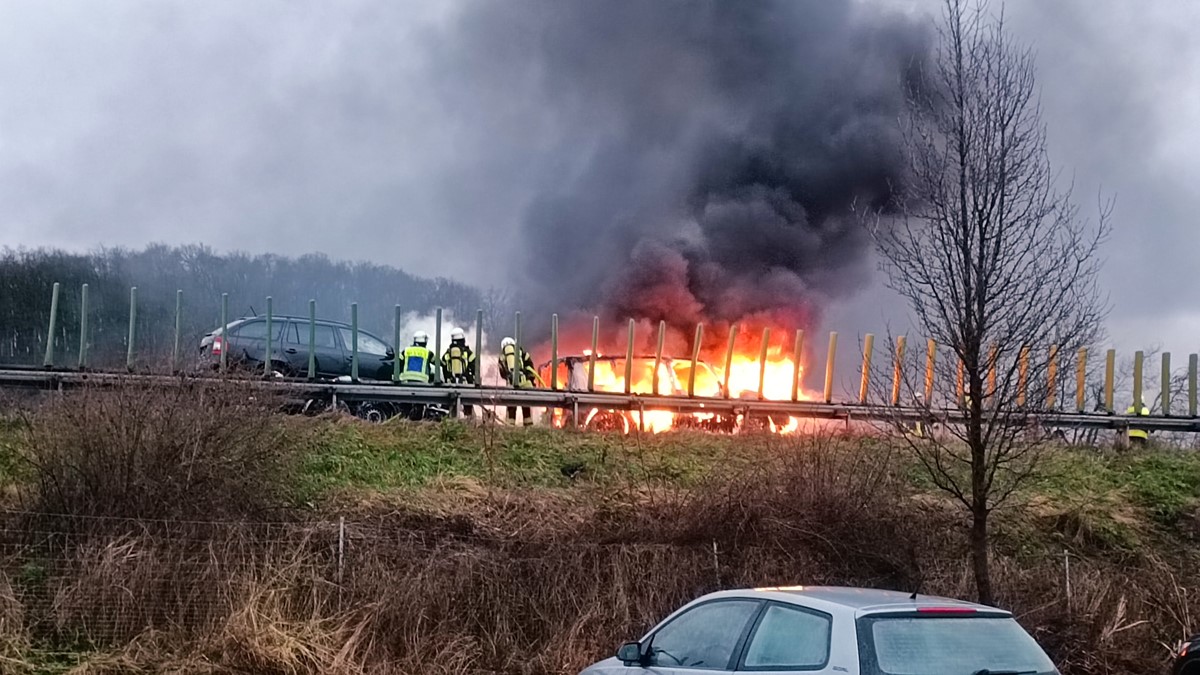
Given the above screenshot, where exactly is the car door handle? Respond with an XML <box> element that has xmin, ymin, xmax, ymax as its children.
<box><xmin>285</xmin><ymin>348</ymin><xmax>297</xmax><ymax>354</ymax></box>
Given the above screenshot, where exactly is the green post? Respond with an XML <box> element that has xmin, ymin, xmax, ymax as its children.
<box><xmin>1190</xmin><ymin>354</ymin><xmax>1198</xmax><ymax>417</ymax></box>
<box><xmin>350</xmin><ymin>302</ymin><xmax>359</xmax><ymax>382</ymax></box>
<box><xmin>172</xmin><ymin>289</ymin><xmax>183</xmax><ymax>373</ymax></box>
<box><xmin>265</xmin><ymin>296</ymin><xmax>274</xmax><ymax>376</ymax></box>
<box><xmin>1162</xmin><ymin>352</ymin><xmax>1172</xmax><ymax>416</ymax></box>
<box><xmin>434</xmin><ymin>307</ymin><xmax>443</xmax><ymax>384</ymax></box>
<box><xmin>220</xmin><ymin>293</ymin><xmax>229</xmax><ymax>374</ymax></box>
<box><xmin>126</xmin><ymin>286</ymin><xmax>138</xmax><ymax>372</ymax></box>
<box><xmin>588</xmin><ymin>316</ymin><xmax>599</xmax><ymax>392</ymax></box>
<box><xmin>722</xmin><ymin>324</ymin><xmax>739</xmax><ymax>398</ymax></box>
<box><xmin>624</xmin><ymin>319</ymin><xmax>635</xmax><ymax>395</ymax></box>
<box><xmin>757</xmin><ymin>327</ymin><xmax>771</xmax><ymax>399</ymax></box>
<box><xmin>652</xmin><ymin>320</ymin><xmax>665</xmax><ymax>395</ymax></box>
<box><xmin>791</xmin><ymin>329</ymin><xmax>805</xmax><ymax>402</ymax></box>
<box><xmin>393</xmin><ymin>304</ymin><xmax>402</xmax><ymax>382</ymax></box>
<box><xmin>550</xmin><ymin>313</ymin><xmax>559</xmax><ymax>391</ymax></box>
<box><xmin>688</xmin><ymin>323</ymin><xmax>703</xmax><ymax>397</ymax></box>
<box><xmin>474</xmin><ymin>309</ymin><xmax>483</xmax><ymax>386</ymax></box>
<box><xmin>43</xmin><ymin>282</ymin><xmax>60</xmax><ymax>368</ymax></box>
<box><xmin>308</xmin><ymin>300</ymin><xmax>317</xmax><ymax>380</ymax></box>
<box><xmin>1133</xmin><ymin>350</ymin><xmax>1144</xmax><ymax>410</ymax></box>
<box><xmin>512</xmin><ymin>311</ymin><xmax>522</xmax><ymax>387</ymax></box>
<box><xmin>77</xmin><ymin>283</ymin><xmax>89</xmax><ymax>369</ymax></box>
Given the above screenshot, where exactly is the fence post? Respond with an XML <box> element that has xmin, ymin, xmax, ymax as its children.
<box><xmin>1047</xmin><ymin>344</ymin><xmax>1059</xmax><ymax>409</ymax></box>
<box><xmin>987</xmin><ymin>343</ymin><xmax>998</xmax><ymax>402</ymax></box>
<box><xmin>1104</xmin><ymin>349</ymin><xmax>1115</xmax><ymax>413</ymax></box>
<box><xmin>220</xmin><ymin>293</ymin><xmax>229</xmax><ymax>374</ymax></box>
<box><xmin>309</xmin><ymin>300</ymin><xmax>317</xmax><ymax>380</ymax></box>
<box><xmin>513</xmin><ymin>311</ymin><xmax>522</xmax><ymax>388</ymax></box>
<box><xmin>956</xmin><ymin>358</ymin><xmax>964</xmax><ymax>408</ymax></box>
<box><xmin>688</xmin><ymin>323</ymin><xmax>703</xmax><ymax>397</ymax></box>
<box><xmin>77</xmin><ymin>283</ymin><xmax>89</xmax><ymax>369</ymax></box>
<box><xmin>824</xmin><ymin>332</ymin><xmax>838</xmax><ymax>404</ymax></box>
<box><xmin>623</xmin><ymin>319</ymin><xmax>635</xmax><ymax>395</ymax></box>
<box><xmin>126</xmin><ymin>286</ymin><xmax>138</xmax><ymax>372</ymax></box>
<box><xmin>588</xmin><ymin>316</ymin><xmax>598</xmax><ymax>392</ymax></box>
<box><xmin>265</xmin><ymin>296</ymin><xmax>274</xmax><ymax>376</ymax></box>
<box><xmin>1190</xmin><ymin>354</ymin><xmax>1198</xmax><ymax>418</ymax></box>
<box><xmin>1132</xmin><ymin>350</ymin><xmax>1144</xmax><ymax>410</ymax></box>
<box><xmin>551</xmin><ymin>314</ymin><xmax>559</xmax><ymax>391</ymax></box>
<box><xmin>1017</xmin><ymin>346</ymin><xmax>1030</xmax><ymax>407</ymax></box>
<box><xmin>859</xmin><ymin>333</ymin><xmax>874</xmax><ymax>404</ymax></box>
<box><xmin>924</xmin><ymin>339</ymin><xmax>936</xmax><ymax>403</ymax></box>
<box><xmin>723</xmin><ymin>324</ymin><xmax>739</xmax><ymax>399</ymax></box>
<box><xmin>653</xmin><ymin>320</ymin><xmax>665</xmax><ymax>395</ymax></box>
<box><xmin>1162</xmin><ymin>352</ymin><xmax>1172</xmax><ymax>416</ymax></box>
<box><xmin>792</xmin><ymin>329</ymin><xmax>805</xmax><ymax>402</ymax></box>
<box><xmin>891</xmin><ymin>336</ymin><xmax>905</xmax><ymax>406</ymax></box>
<box><xmin>350</xmin><ymin>302</ymin><xmax>359</xmax><ymax>382</ymax></box>
<box><xmin>757</xmin><ymin>327</ymin><xmax>771</xmax><ymax>400</ymax></box>
<box><xmin>434</xmin><ymin>307</ymin><xmax>443</xmax><ymax>384</ymax></box>
<box><xmin>172</xmin><ymin>289</ymin><xmax>183</xmax><ymax>373</ymax></box>
<box><xmin>43</xmin><ymin>282</ymin><xmax>60</xmax><ymax>368</ymax></box>
<box><xmin>474</xmin><ymin>309</ymin><xmax>484</xmax><ymax>387</ymax></box>
<box><xmin>1076</xmin><ymin>348</ymin><xmax>1087</xmax><ymax>413</ymax></box>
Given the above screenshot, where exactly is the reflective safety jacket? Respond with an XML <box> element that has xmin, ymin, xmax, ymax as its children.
<box><xmin>499</xmin><ymin>344</ymin><xmax>538</xmax><ymax>388</ymax></box>
<box><xmin>399</xmin><ymin>345</ymin><xmax>434</xmax><ymax>384</ymax></box>
<box><xmin>1126</xmin><ymin>404</ymin><xmax>1150</xmax><ymax>440</ymax></box>
<box><xmin>441</xmin><ymin>342</ymin><xmax>477</xmax><ymax>383</ymax></box>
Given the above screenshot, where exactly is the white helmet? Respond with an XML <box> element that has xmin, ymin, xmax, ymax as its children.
<box><xmin>501</xmin><ymin>337</ymin><xmax>515</xmax><ymax>348</ymax></box>
<box><xmin>450</xmin><ymin>327</ymin><xmax>465</xmax><ymax>341</ymax></box>
<box><xmin>413</xmin><ymin>330</ymin><xmax>429</xmax><ymax>346</ymax></box>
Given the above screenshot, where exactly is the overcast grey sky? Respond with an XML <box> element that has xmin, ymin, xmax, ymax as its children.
<box><xmin>1</xmin><ymin>0</ymin><xmax>1197</xmax><ymax>354</ymax></box>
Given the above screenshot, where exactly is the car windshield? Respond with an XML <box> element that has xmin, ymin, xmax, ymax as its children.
<box><xmin>859</xmin><ymin>615</ymin><xmax>1056</xmax><ymax>675</ymax></box>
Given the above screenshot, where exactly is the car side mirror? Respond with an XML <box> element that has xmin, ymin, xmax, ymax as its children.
<box><xmin>386</xmin><ymin>348</ymin><xmax>395</xmax><ymax>358</ymax></box>
<box><xmin>616</xmin><ymin>641</ymin><xmax>644</xmax><ymax>666</ymax></box>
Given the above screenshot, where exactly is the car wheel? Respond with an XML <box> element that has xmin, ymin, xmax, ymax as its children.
<box><xmin>587</xmin><ymin>410</ymin><xmax>631</xmax><ymax>434</ymax></box>
<box><xmin>355</xmin><ymin>402</ymin><xmax>391</xmax><ymax>423</ymax></box>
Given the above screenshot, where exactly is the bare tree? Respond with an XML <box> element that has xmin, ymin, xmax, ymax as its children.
<box><xmin>866</xmin><ymin>0</ymin><xmax>1110</xmax><ymax>604</ymax></box>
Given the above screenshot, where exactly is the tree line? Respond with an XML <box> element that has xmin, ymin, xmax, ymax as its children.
<box><xmin>0</xmin><ymin>244</ymin><xmax>486</xmax><ymax>368</ymax></box>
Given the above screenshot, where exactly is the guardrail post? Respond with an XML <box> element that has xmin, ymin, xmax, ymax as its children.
<box><xmin>309</xmin><ymin>300</ymin><xmax>317</xmax><ymax>380</ymax></box>
<box><xmin>1047</xmin><ymin>344</ymin><xmax>1059</xmax><ymax>409</ymax></box>
<box><xmin>474</xmin><ymin>309</ymin><xmax>483</xmax><ymax>387</ymax></box>
<box><xmin>859</xmin><ymin>333</ymin><xmax>874</xmax><ymax>404</ymax></box>
<box><xmin>1132</xmin><ymin>350</ymin><xmax>1144</xmax><ymax>409</ymax></box>
<box><xmin>924</xmin><ymin>339</ymin><xmax>936</xmax><ymax>403</ymax></box>
<box><xmin>791</xmin><ymin>329</ymin><xmax>805</xmax><ymax>402</ymax></box>
<box><xmin>77</xmin><ymin>283</ymin><xmax>89</xmax><ymax>369</ymax></box>
<box><xmin>220</xmin><ymin>293</ymin><xmax>229</xmax><ymax>374</ymax></box>
<box><xmin>551</xmin><ymin>313</ymin><xmax>560</xmax><ymax>391</ymax></box>
<box><xmin>623</xmin><ymin>319</ymin><xmax>635</xmax><ymax>395</ymax></box>
<box><xmin>723</xmin><ymin>324</ymin><xmax>739</xmax><ymax>399</ymax></box>
<box><xmin>126</xmin><ymin>286</ymin><xmax>137</xmax><ymax>372</ymax></box>
<box><xmin>434</xmin><ymin>307</ymin><xmax>443</xmax><ymax>384</ymax></box>
<box><xmin>1017</xmin><ymin>346</ymin><xmax>1030</xmax><ymax>407</ymax></box>
<box><xmin>1104</xmin><ymin>349</ymin><xmax>1115</xmax><ymax>413</ymax></box>
<box><xmin>43</xmin><ymin>282</ymin><xmax>60</xmax><ymax>368</ymax></box>
<box><xmin>824</xmin><ymin>331</ymin><xmax>837</xmax><ymax>404</ymax></box>
<box><xmin>588</xmin><ymin>316</ymin><xmax>598</xmax><ymax>392</ymax></box>
<box><xmin>688</xmin><ymin>323</ymin><xmax>703</xmax><ymax>397</ymax></box>
<box><xmin>757</xmin><ymin>327</ymin><xmax>771</xmax><ymax>399</ymax></box>
<box><xmin>653</xmin><ymin>320</ymin><xmax>665</xmax><ymax>395</ymax></box>
<box><xmin>891</xmin><ymin>336</ymin><xmax>905</xmax><ymax>406</ymax></box>
<box><xmin>350</xmin><ymin>302</ymin><xmax>359</xmax><ymax>382</ymax></box>
<box><xmin>1162</xmin><ymin>352</ymin><xmax>1172</xmax><ymax>416</ymax></box>
<box><xmin>265</xmin><ymin>296</ymin><xmax>274</xmax><ymax>377</ymax></box>
<box><xmin>1076</xmin><ymin>348</ymin><xmax>1087</xmax><ymax>412</ymax></box>
<box><xmin>172</xmin><ymin>289</ymin><xmax>183</xmax><ymax>373</ymax></box>
<box><xmin>1190</xmin><ymin>354</ymin><xmax>1198</xmax><ymax>417</ymax></box>
<box><xmin>513</xmin><ymin>311</ymin><xmax>522</xmax><ymax>388</ymax></box>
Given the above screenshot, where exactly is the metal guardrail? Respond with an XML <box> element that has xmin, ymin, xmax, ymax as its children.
<box><xmin>0</xmin><ymin>367</ymin><xmax>1190</xmax><ymax>433</ymax></box>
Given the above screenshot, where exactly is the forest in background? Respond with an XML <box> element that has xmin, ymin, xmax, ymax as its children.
<box><xmin>0</xmin><ymin>244</ymin><xmax>492</xmax><ymax>368</ymax></box>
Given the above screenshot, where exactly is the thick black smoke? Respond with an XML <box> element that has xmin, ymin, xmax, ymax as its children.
<box><xmin>451</xmin><ymin>0</ymin><xmax>929</xmax><ymax>352</ymax></box>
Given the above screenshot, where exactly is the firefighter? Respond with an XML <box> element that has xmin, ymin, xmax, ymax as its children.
<box><xmin>397</xmin><ymin>331</ymin><xmax>435</xmax><ymax>384</ymax></box>
<box><xmin>498</xmin><ymin>337</ymin><xmax>542</xmax><ymax>426</ymax></box>
<box><xmin>1126</xmin><ymin>399</ymin><xmax>1151</xmax><ymax>447</ymax></box>
<box><xmin>441</xmin><ymin>327</ymin><xmax>476</xmax><ymax>417</ymax></box>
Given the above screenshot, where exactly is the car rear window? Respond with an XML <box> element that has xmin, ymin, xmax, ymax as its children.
<box><xmin>858</xmin><ymin>614</ymin><xmax>1056</xmax><ymax>675</ymax></box>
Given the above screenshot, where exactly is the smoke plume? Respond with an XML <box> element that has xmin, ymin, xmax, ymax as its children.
<box><xmin>449</xmin><ymin>0</ymin><xmax>929</xmax><ymax>354</ymax></box>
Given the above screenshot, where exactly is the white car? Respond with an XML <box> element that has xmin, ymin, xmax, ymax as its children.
<box><xmin>580</xmin><ymin>586</ymin><xmax>1057</xmax><ymax>674</ymax></box>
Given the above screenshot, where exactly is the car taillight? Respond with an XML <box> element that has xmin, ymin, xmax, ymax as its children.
<box><xmin>212</xmin><ymin>336</ymin><xmax>223</xmax><ymax>355</ymax></box>
<box><xmin>917</xmin><ymin>607</ymin><xmax>978</xmax><ymax>614</ymax></box>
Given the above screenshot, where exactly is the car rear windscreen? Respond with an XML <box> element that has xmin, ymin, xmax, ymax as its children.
<box><xmin>857</xmin><ymin>614</ymin><xmax>1056</xmax><ymax>675</ymax></box>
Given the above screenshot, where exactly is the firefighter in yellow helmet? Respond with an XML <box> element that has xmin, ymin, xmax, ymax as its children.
<box><xmin>1125</xmin><ymin>399</ymin><xmax>1150</xmax><ymax>447</ymax></box>
<box><xmin>498</xmin><ymin>337</ymin><xmax>543</xmax><ymax>426</ymax></box>
<box><xmin>397</xmin><ymin>331</ymin><xmax>435</xmax><ymax>384</ymax></box>
<box><xmin>441</xmin><ymin>327</ymin><xmax>476</xmax><ymax>417</ymax></box>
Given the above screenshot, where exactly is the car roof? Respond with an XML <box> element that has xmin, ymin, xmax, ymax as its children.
<box><xmin>699</xmin><ymin>586</ymin><xmax>1009</xmax><ymax>616</ymax></box>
